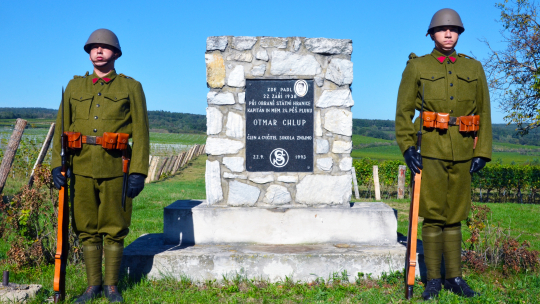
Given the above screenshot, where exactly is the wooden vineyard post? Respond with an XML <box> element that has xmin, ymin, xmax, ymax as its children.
<box><xmin>28</xmin><ymin>123</ymin><xmax>55</xmax><ymax>187</ymax></box>
<box><xmin>172</xmin><ymin>152</ymin><xmax>185</xmax><ymax>175</ymax></box>
<box><xmin>351</xmin><ymin>167</ymin><xmax>360</xmax><ymax>200</ymax></box>
<box><xmin>373</xmin><ymin>165</ymin><xmax>381</xmax><ymax>201</ymax></box>
<box><xmin>146</xmin><ymin>156</ymin><xmax>160</xmax><ymax>183</ymax></box>
<box><xmin>0</xmin><ymin>118</ymin><xmax>28</xmax><ymax>194</ymax></box>
<box><xmin>397</xmin><ymin>165</ymin><xmax>406</xmax><ymax>199</ymax></box>
<box><xmin>157</xmin><ymin>157</ymin><xmax>170</xmax><ymax>180</ymax></box>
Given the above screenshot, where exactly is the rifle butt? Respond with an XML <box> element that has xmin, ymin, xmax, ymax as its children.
<box><xmin>405</xmin><ymin>285</ymin><xmax>414</xmax><ymax>299</ymax></box>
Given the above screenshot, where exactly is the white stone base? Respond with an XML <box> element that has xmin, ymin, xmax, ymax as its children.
<box><xmin>163</xmin><ymin>201</ymin><xmax>398</xmax><ymax>245</ymax></box>
<box><xmin>122</xmin><ymin>234</ymin><xmax>423</xmax><ymax>283</ymax></box>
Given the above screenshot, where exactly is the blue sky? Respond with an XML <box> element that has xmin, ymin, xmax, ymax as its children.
<box><xmin>0</xmin><ymin>0</ymin><xmax>508</xmax><ymax>122</ymax></box>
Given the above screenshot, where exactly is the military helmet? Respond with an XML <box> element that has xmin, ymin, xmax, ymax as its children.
<box><xmin>84</xmin><ymin>29</ymin><xmax>122</xmax><ymax>57</ymax></box>
<box><xmin>427</xmin><ymin>8</ymin><xmax>465</xmax><ymax>35</ymax></box>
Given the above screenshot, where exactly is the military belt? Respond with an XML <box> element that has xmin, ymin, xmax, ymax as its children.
<box><xmin>64</xmin><ymin>132</ymin><xmax>129</xmax><ymax>150</ymax></box>
<box><xmin>82</xmin><ymin>135</ymin><xmax>103</xmax><ymax>145</ymax></box>
<box><xmin>422</xmin><ymin>112</ymin><xmax>479</xmax><ymax>132</ymax></box>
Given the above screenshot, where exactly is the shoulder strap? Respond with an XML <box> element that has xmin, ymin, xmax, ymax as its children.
<box><xmin>458</xmin><ymin>53</ymin><xmax>475</xmax><ymax>60</ymax></box>
<box><xmin>118</xmin><ymin>73</ymin><xmax>135</xmax><ymax>80</ymax></box>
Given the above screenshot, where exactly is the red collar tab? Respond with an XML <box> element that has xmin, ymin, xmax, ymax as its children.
<box><xmin>437</xmin><ymin>56</ymin><xmax>445</xmax><ymax>63</ymax></box>
<box><xmin>92</xmin><ymin>77</ymin><xmax>112</xmax><ymax>84</ymax></box>
<box><xmin>449</xmin><ymin>56</ymin><xmax>456</xmax><ymax>63</ymax></box>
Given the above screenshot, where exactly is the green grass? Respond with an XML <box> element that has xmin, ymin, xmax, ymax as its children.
<box><xmin>352</xmin><ymin>134</ymin><xmax>394</xmax><ymax>146</ymax></box>
<box><xmin>149</xmin><ymin>132</ymin><xmax>206</xmax><ymax>145</ymax></box>
<box><xmin>351</xmin><ymin>145</ymin><xmax>403</xmax><ymax>162</ymax></box>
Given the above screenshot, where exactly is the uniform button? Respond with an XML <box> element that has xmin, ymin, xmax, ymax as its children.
<box><xmin>448</xmin><ymin>71</ymin><xmax>452</xmax><ymax>74</ymax></box>
<box><xmin>94</xmin><ymin>116</ymin><xmax>98</xmax><ymax>120</ymax></box>
<box><xmin>431</xmin><ymin>76</ymin><xmax>434</xmax><ymax>79</ymax></box>
<box><xmin>98</xmin><ymin>93</ymin><xmax>101</xmax><ymax>96</ymax></box>
<box><xmin>450</xmin><ymin>83</ymin><xmax>453</xmax><ymax>87</ymax></box>
<box><xmin>93</xmin><ymin>129</ymin><xmax>97</xmax><ymax>133</ymax></box>
<box><xmin>450</xmin><ymin>96</ymin><xmax>454</xmax><ymax>100</ymax></box>
<box><xmin>447</xmin><ymin>61</ymin><xmax>451</xmax><ymax>64</ymax></box>
<box><xmin>101</xmin><ymin>82</ymin><xmax>104</xmax><ymax>85</ymax></box>
<box><xmin>96</xmin><ymin>104</ymin><xmax>100</xmax><ymax>107</ymax></box>
<box><xmin>450</xmin><ymin>110</ymin><xmax>453</xmax><ymax>113</ymax></box>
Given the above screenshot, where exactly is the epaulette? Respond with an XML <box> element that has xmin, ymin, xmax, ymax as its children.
<box><xmin>458</xmin><ymin>53</ymin><xmax>475</xmax><ymax>60</ymax></box>
<box><xmin>408</xmin><ymin>52</ymin><xmax>417</xmax><ymax>60</ymax></box>
<box><xmin>73</xmin><ymin>71</ymin><xmax>90</xmax><ymax>79</ymax></box>
<box><xmin>118</xmin><ymin>73</ymin><xmax>135</xmax><ymax>80</ymax></box>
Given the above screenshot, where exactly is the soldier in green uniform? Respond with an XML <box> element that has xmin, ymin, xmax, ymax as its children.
<box><xmin>395</xmin><ymin>9</ymin><xmax>492</xmax><ymax>300</ymax></box>
<box><xmin>51</xmin><ymin>29</ymin><xmax>150</xmax><ymax>303</ymax></box>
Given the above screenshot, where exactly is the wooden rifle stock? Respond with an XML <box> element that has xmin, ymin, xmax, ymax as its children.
<box><xmin>54</xmin><ymin>87</ymin><xmax>68</xmax><ymax>303</ymax></box>
<box><xmin>405</xmin><ymin>170</ymin><xmax>422</xmax><ymax>299</ymax></box>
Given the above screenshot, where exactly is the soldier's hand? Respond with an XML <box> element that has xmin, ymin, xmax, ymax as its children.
<box><xmin>52</xmin><ymin>166</ymin><xmax>72</xmax><ymax>189</ymax></box>
<box><xmin>127</xmin><ymin>173</ymin><xmax>146</xmax><ymax>198</ymax></box>
<box><xmin>470</xmin><ymin>157</ymin><xmax>488</xmax><ymax>173</ymax></box>
<box><xmin>403</xmin><ymin>147</ymin><xmax>423</xmax><ymax>174</ymax></box>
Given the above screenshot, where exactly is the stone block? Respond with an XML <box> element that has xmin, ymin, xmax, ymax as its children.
<box><xmin>255</xmin><ymin>48</ymin><xmax>269</xmax><ymax>61</ymax></box>
<box><xmin>226</xmin><ymin>50</ymin><xmax>253</xmax><ymax>62</ymax></box>
<box><xmin>206</xmin><ymin>36</ymin><xmax>228</xmax><ymax>51</ymax></box>
<box><xmin>263</xmin><ymin>185</ymin><xmax>292</xmax><ymax>205</ymax></box>
<box><xmin>316</xmin><ymin>139</ymin><xmax>329</xmax><ymax>154</ymax></box>
<box><xmin>226</xmin><ymin>112</ymin><xmax>244</xmax><ymax>138</ymax></box>
<box><xmin>315</xmin><ymin>111</ymin><xmax>323</xmax><ymax>136</ymax></box>
<box><xmin>277</xmin><ymin>175</ymin><xmax>298</xmax><ymax>183</ymax></box>
<box><xmin>260</xmin><ymin>37</ymin><xmax>288</xmax><ymax>48</ymax></box>
<box><xmin>228</xmin><ymin>181</ymin><xmax>261</xmax><ymax>206</ymax></box>
<box><xmin>248</xmin><ymin>172</ymin><xmax>274</xmax><ymax>184</ymax></box>
<box><xmin>238</xmin><ymin>92</ymin><xmax>246</xmax><ymax>104</ymax></box>
<box><xmin>305</xmin><ymin>38</ymin><xmax>353</xmax><ymax>55</ymax></box>
<box><xmin>206</xmin><ymin>107</ymin><xmax>223</xmax><ymax>135</ymax></box>
<box><xmin>316</xmin><ymin>90</ymin><xmax>354</xmax><ymax>108</ymax></box>
<box><xmin>316</xmin><ymin>158</ymin><xmax>333</xmax><ymax>171</ymax></box>
<box><xmin>223</xmin><ymin>172</ymin><xmax>247</xmax><ymax>179</ymax></box>
<box><xmin>325</xmin><ymin>58</ymin><xmax>354</xmax><ymax>86</ymax></box>
<box><xmin>206</xmin><ymin>160</ymin><xmax>223</xmax><ymax>205</ymax></box>
<box><xmin>296</xmin><ymin>174</ymin><xmax>352</xmax><ymax>205</ymax></box>
<box><xmin>205</xmin><ymin>137</ymin><xmax>244</xmax><ymax>155</ymax></box>
<box><xmin>223</xmin><ymin>157</ymin><xmax>245</xmax><ymax>172</ymax></box>
<box><xmin>270</xmin><ymin>51</ymin><xmax>322</xmax><ymax>76</ymax></box>
<box><xmin>228</xmin><ymin>65</ymin><xmax>246</xmax><ymax>88</ymax></box>
<box><xmin>207</xmin><ymin>91</ymin><xmax>235</xmax><ymax>105</ymax></box>
<box><xmin>340</xmin><ymin>157</ymin><xmax>353</xmax><ymax>171</ymax></box>
<box><xmin>0</xmin><ymin>284</ymin><xmax>42</xmax><ymax>303</ymax></box>
<box><xmin>232</xmin><ymin>36</ymin><xmax>257</xmax><ymax>50</ymax></box>
<box><xmin>324</xmin><ymin>109</ymin><xmax>353</xmax><ymax>136</ymax></box>
<box><xmin>251</xmin><ymin>64</ymin><xmax>266</xmax><ymax>77</ymax></box>
<box><xmin>205</xmin><ymin>51</ymin><xmax>226</xmax><ymax>88</ymax></box>
<box><xmin>293</xmin><ymin>37</ymin><xmax>302</xmax><ymax>52</ymax></box>
<box><xmin>314</xmin><ymin>76</ymin><xmax>324</xmax><ymax>87</ymax></box>
<box><xmin>332</xmin><ymin>140</ymin><xmax>352</xmax><ymax>154</ymax></box>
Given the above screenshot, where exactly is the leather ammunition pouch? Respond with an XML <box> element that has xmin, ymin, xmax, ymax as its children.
<box><xmin>422</xmin><ymin>112</ymin><xmax>480</xmax><ymax>133</ymax></box>
<box><xmin>422</xmin><ymin>112</ymin><xmax>437</xmax><ymax>128</ymax></box>
<box><xmin>64</xmin><ymin>132</ymin><xmax>130</xmax><ymax>150</ymax></box>
<box><xmin>65</xmin><ymin>132</ymin><xmax>82</xmax><ymax>149</ymax></box>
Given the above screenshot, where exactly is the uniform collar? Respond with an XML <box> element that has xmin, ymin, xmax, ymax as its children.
<box><xmin>431</xmin><ymin>49</ymin><xmax>458</xmax><ymax>64</ymax></box>
<box><xmin>91</xmin><ymin>70</ymin><xmax>117</xmax><ymax>84</ymax></box>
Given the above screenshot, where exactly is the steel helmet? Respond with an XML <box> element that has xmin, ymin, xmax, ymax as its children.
<box><xmin>427</xmin><ymin>8</ymin><xmax>465</xmax><ymax>35</ymax></box>
<box><xmin>84</xmin><ymin>29</ymin><xmax>122</xmax><ymax>57</ymax></box>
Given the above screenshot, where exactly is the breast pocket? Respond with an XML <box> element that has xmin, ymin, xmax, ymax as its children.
<box><xmin>70</xmin><ymin>93</ymin><xmax>94</xmax><ymax>120</ymax></box>
<box><xmin>457</xmin><ymin>73</ymin><xmax>478</xmax><ymax>102</ymax></box>
<box><xmin>420</xmin><ymin>73</ymin><xmax>446</xmax><ymax>101</ymax></box>
<box><xmin>102</xmin><ymin>92</ymin><xmax>129</xmax><ymax>120</ymax></box>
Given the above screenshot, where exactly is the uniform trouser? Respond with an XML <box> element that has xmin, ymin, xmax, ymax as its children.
<box><xmin>70</xmin><ymin>174</ymin><xmax>133</xmax><ymax>286</ymax></box>
<box><xmin>419</xmin><ymin>157</ymin><xmax>472</xmax><ymax>280</ymax></box>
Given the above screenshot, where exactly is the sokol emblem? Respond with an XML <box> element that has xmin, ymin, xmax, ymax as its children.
<box><xmin>270</xmin><ymin>148</ymin><xmax>289</xmax><ymax>168</ymax></box>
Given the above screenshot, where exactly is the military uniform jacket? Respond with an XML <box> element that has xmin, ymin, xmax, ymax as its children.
<box><xmin>395</xmin><ymin>49</ymin><xmax>492</xmax><ymax>161</ymax></box>
<box><xmin>52</xmin><ymin>70</ymin><xmax>150</xmax><ymax>178</ymax></box>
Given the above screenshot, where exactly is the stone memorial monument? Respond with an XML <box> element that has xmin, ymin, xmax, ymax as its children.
<box><xmin>122</xmin><ymin>36</ymin><xmax>418</xmax><ymax>283</ymax></box>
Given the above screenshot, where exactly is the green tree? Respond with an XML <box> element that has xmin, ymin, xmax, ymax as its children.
<box><xmin>482</xmin><ymin>0</ymin><xmax>540</xmax><ymax>135</ymax></box>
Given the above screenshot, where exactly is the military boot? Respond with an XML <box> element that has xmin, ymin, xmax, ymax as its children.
<box><xmin>74</xmin><ymin>285</ymin><xmax>102</xmax><ymax>303</ymax></box>
<box><xmin>103</xmin><ymin>285</ymin><xmax>124</xmax><ymax>303</ymax></box>
<box><xmin>421</xmin><ymin>278</ymin><xmax>442</xmax><ymax>300</ymax></box>
<box><xmin>444</xmin><ymin>277</ymin><xmax>479</xmax><ymax>297</ymax></box>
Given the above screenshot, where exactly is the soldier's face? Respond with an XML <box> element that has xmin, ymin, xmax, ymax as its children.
<box><xmin>431</xmin><ymin>26</ymin><xmax>460</xmax><ymax>52</ymax></box>
<box><xmin>89</xmin><ymin>44</ymin><xmax>119</xmax><ymax>67</ymax></box>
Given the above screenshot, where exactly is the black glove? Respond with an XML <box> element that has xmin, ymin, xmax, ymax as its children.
<box><xmin>127</xmin><ymin>173</ymin><xmax>146</xmax><ymax>198</ymax></box>
<box><xmin>470</xmin><ymin>157</ymin><xmax>488</xmax><ymax>173</ymax></box>
<box><xmin>403</xmin><ymin>146</ymin><xmax>423</xmax><ymax>174</ymax></box>
<box><xmin>52</xmin><ymin>166</ymin><xmax>72</xmax><ymax>190</ymax></box>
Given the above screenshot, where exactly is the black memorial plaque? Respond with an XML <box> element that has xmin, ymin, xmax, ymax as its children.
<box><xmin>246</xmin><ymin>79</ymin><xmax>314</xmax><ymax>172</ymax></box>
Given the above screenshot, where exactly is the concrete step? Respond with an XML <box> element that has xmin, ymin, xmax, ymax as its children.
<box><xmin>163</xmin><ymin>200</ymin><xmax>398</xmax><ymax>245</ymax></box>
<box><xmin>122</xmin><ymin>234</ymin><xmax>423</xmax><ymax>283</ymax></box>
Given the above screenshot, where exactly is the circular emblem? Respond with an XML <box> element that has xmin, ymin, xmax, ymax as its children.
<box><xmin>270</xmin><ymin>148</ymin><xmax>289</xmax><ymax>168</ymax></box>
<box><xmin>294</xmin><ymin>80</ymin><xmax>308</xmax><ymax>97</ymax></box>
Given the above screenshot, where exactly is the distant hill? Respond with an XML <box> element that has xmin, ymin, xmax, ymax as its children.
<box><xmin>1</xmin><ymin>107</ymin><xmax>539</xmax><ymax>146</ymax></box>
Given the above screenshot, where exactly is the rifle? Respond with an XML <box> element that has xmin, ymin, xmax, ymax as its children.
<box><xmin>121</xmin><ymin>150</ymin><xmax>130</xmax><ymax>211</ymax></box>
<box><xmin>404</xmin><ymin>83</ymin><xmax>424</xmax><ymax>299</ymax></box>
<box><xmin>53</xmin><ymin>87</ymin><xmax>69</xmax><ymax>303</ymax></box>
